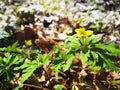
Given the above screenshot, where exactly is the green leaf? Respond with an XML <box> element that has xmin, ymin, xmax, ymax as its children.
<box><xmin>13</xmin><ymin>56</ymin><xmax>25</xmax><ymax>65</ymax></box>
<box><xmin>20</xmin><ymin>60</ymin><xmax>40</xmax><ymax>83</ymax></box>
<box><xmin>54</xmin><ymin>84</ymin><xmax>63</xmax><ymax>90</ymax></box>
<box><xmin>7</xmin><ymin>41</ymin><xmax>18</xmax><ymax>52</ymax></box>
<box><xmin>63</xmin><ymin>55</ymin><xmax>74</xmax><ymax>71</ymax></box>
<box><xmin>55</xmin><ymin>64</ymin><xmax>61</xmax><ymax>77</ymax></box>
<box><xmin>97</xmin><ymin>52</ymin><xmax>120</xmax><ymax>72</ymax></box>
<box><xmin>88</xmin><ymin>61</ymin><xmax>101</xmax><ymax>71</ymax></box>
<box><xmin>80</xmin><ymin>50</ymin><xmax>90</xmax><ymax>64</ymax></box>
<box><xmin>89</xmin><ymin>65</ymin><xmax>101</xmax><ymax>71</ymax></box>
<box><xmin>4</xmin><ymin>53</ymin><xmax>12</xmax><ymax>65</ymax></box>
<box><xmin>13</xmin><ymin>86</ymin><xmax>20</xmax><ymax>90</ymax></box>
<box><xmin>0</xmin><ymin>47</ymin><xmax>7</xmax><ymax>51</ymax></box>
<box><xmin>37</xmin><ymin>54</ymin><xmax>50</xmax><ymax>64</ymax></box>
<box><xmin>7</xmin><ymin>56</ymin><xmax>19</xmax><ymax>68</ymax></box>
<box><xmin>91</xmin><ymin>51</ymin><xmax>98</xmax><ymax>62</ymax></box>
<box><xmin>89</xmin><ymin>35</ymin><xmax>100</xmax><ymax>44</ymax></box>
<box><xmin>95</xmin><ymin>42</ymin><xmax>120</xmax><ymax>56</ymax></box>
<box><xmin>65</xmin><ymin>37</ymin><xmax>81</xmax><ymax>51</ymax></box>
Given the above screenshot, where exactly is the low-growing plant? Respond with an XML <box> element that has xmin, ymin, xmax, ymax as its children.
<box><xmin>0</xmin><ymin>42</ymin><xmax>26</xmax><ymax>90</ymax></box>
<box><xmin>0</xmin><ymin>41</ymin><xmax>49</xmax><ymax>90</ymax></box>
<box><xmin>89</xmin><ymin>20</ymin><xmax>106</xmax><ymax>33</ymax></box>
<box><xmin>0</xmin><ymin>53</ymin><xmax>25</xmax><ymax>89</ymax></box>
<box><xmin>0</xmin><ymin>27</ymin><xmax>120</xmax><ymax>89</ymax></box>
<box><xmin>14</xmin><ymin>53</ymin><xmax>50</xmax><ymax>90</ymax></box>
<box><xmin>65</xmin><ymin>27</ymin><xmax>120</xmax><ymax>72</ymax></box>
<box><xmin>50</xmin><ymin>46</ymin><xmax>75</xmax><ymax>77</ymax></box>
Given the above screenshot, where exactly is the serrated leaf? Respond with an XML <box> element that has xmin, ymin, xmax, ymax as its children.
<box><xmin>91</xmin><ymin>51</ymin><xmax>98</xmax><ymax>62</ymax></box>
<box><xmin>63</xmin><ymin>55</ymin><xmax>74</xmax><ymax>71</ymax></box>
<box><xmin>37</xmin><ymin>54</ymin><xmax>50</xmax><ymax>64</ymax></box>
<box><xmin>19</xmin><ymin>62</ymin><xmax>29</xmax><ymax>69</ymax></box>
<box><xmin>7</xmin><ymin>41</ymin><xmax>18</xmax><ymax>52</ymax></box>
<box><xmin>20</xmin><ymin>61</ymin><xmax>40</xmax><ymax>83</ymax></box>
<box><xmin>4</xmin><ymin>53</ymin><xmax>12</xmax><ymax>65</ymax></box>
<box><xmin>21</xmin><ymin>69</ymin><xmax>34</xmax><ymax>83</ymax></box>
<box><xmin>8</xmin><ymin>56</ymin><xmax>19</xmax><ymax>67</ymax></box>
<box><xmin>88</xmin><ymin>61</ymin><xmax>101</xmax><ymax>71</ymax></box>
<box><xmin>90</xmin><ymin>35</ymin><xmax>100</xmax><ymax>43</ymax></box>
<box><xmin>95</xmin><ymin>43</ymin><xmax>120</xmax><ymax>56</ymax></box>
<box><xmin>55</xmin><ymin>64</ymin><xmax>61</xmax><ymax>77</ymax></box>
<box><xmin>13</xmin><ymin>56</ymin><xmax>25</xmax><ymax>65</ymax></box>
<box><xmin>80</xmin><ymin>50</ymin><xmax>90</xmax><ymax>64</ymax></box>
<box><xmin>97</xmin><ymin>52</ymin><xmax>120</xmax><ymax>72</ymax></box>
<box><xmin>86</xmin><ymin>35</ymin><xmax>100</xmax><ymax>44</ymax></box>
<box><xmin>65</xmin><ymin>37</ymin><xmax>81</xmax><ymax>51</ymax></box>
<box><xmin>89</xmin><ymin>65</ymin><xmax>101</xmax><ymax>71</ymax></box>
<box><xmin>0</xmin><ymin>47</ymin><xmax>7</xmax><ymax>51</ymax></box>
<box><xmin>104</xmin><ymin>46</ymin><xmax>120</xmax><ymax>55</ymax></box>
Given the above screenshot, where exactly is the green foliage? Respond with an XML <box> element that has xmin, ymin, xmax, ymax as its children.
<box><xmin>19</xmin><ymin>61</ymin><xmax>40</xmax><ymax>83</ymax></box>
<box><xmin>53</xmin><ymin>84</ymin><xmax>63</xmax><ymax>90</ymax></box>
<box><xmin>50</xmin><ymin>47</ymin><xmax>75</xmax><ymax>77</ymax></box>
<box><xmin>0</xmin><ymin>0</ymin><xmax>120</xmax><ymax>89</ymax></box>
<box><xmin>0</xmin><ymin>42</ymin><xmax>26</xmax><ymax>89</ymax></box>
<box><xmin>89</xmin><ymin>21</ymin><xmax>106</xmax><ymax>33</ymax></box>
<box><xmin>0</xmin><ymin>42</ymin><xmax>38</xmax><ymax>89</ymax></box>
<box><xmin>65</xmin><ymin>37</ymin><xmax>81</xmax><ymax>52</ymax></box>
<box><xmin>0</xmin><ymin>34</ymin><xmax>120</xmax><ymax>89</ymax></box>
<box><xmin>0</xmin><ymin>42</ymin><xmax>25</xmax><ymax>75</ymax></box>
<box><xmin>14</xmin><ymin>52</ymin><xmax>50</xmax><ymax>89</ymax></box>
<box><xmin>0</xmin><ymin>52</ymin><xmax>26</xmax><ymax>89</ymax></box>
<box><xmin>65</xmin><ymin>35</ymin><xmax>120</xmax><ymax>72</ymax></box>
<box><xmin>0</xmin><ymin>33</ymin><xmax>120</xmax><ymax>89</ymax></box>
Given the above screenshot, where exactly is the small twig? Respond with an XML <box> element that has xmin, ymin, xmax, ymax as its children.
<box><xmin>23</xmin><ymin>83</ymin><xmax>50</xmax><ymax>90</ymax></box>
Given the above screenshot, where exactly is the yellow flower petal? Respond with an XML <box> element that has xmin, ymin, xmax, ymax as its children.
<box><xmin>25</xmin><ymin>40</ymin><xmax>32</xmax><ymax>46</ymax></box>
<box><xmin>85</xmin><ymin>31</ymin><xmax>93</xmax><ymax>36</ymax></box>
<box><xmin>72</xmin><ymin>34</ymin><xmax>80</xmax><ymax>37</ymax></box>
<box><xmin>73</xmin><ymin>28</ymin><xmax>93</xmax><ymax>37</ymax></box>
<box><xmin>75</xmin><ymin>28</ymin><xmax>85</xmax><ymax>33</ymax></box>
<box><xmin>75</xmin><ymin>28</ymin><xmax>86</xmax><ymax>35</ymax></box>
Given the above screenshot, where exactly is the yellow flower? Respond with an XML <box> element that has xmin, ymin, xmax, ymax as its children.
<box><xmin>73</xmin><ymin>28</ymin><xmax>93</xmax><ymax>37</ymax></box>
<box><xmin>25</xmin><ymin>40</ymin><xmax>32</xmax><ymax>46</ymax></box>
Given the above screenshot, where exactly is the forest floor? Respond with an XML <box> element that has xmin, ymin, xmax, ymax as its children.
<box><xmin>0</xmin><ymin>0</ymin><xmax>120</xmax><ymax>90</ymax></box>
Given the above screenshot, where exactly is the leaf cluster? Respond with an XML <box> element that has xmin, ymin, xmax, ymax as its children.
<box><xmin>65</xmin><ymin>35</ymin><xmax>120</xmax><ymax>72</ymax></box>
<box><xmin>0</xmin><ymin>35</ymin><xmax>120</xmax><ymax>89</ymax></box>
<box><xmin>50</xmin><ymin>47</ymin><xmax>75</xmax><ymax>77</ymax></box>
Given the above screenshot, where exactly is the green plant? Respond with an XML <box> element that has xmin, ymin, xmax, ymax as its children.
<box><xmin>0</xmin><ymin>44</ymin><xmax>25</xmax><ymax>90</ymax></box>
<box><xmin>50</xmin><ymin>46</ymin><xmax>75</xmax><ymax>77</ymax></box>
<box><xmin>14</xmin><ymin>53</ymin><xmax>50</xmax><ymax>90</ymax></box>
<box><xmin>65</xmin><ymin>28</ymin><xmax>120</xmax><ymax>72</ymax></box>
<box><xmin>0</xmin><ymin>41</ymin><xmax>49</xmax><ymax>90</ymax></box>
<box><xmin>89</xmin><ymin>20</ymin><xmax>106</xmax><ymax>33</ymax></box>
